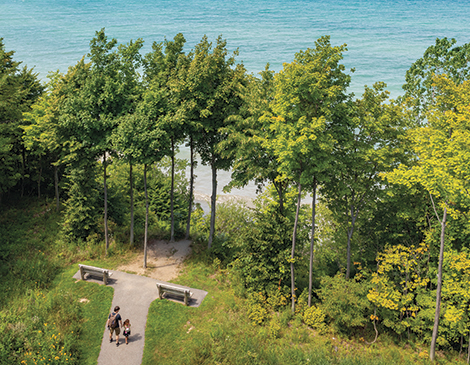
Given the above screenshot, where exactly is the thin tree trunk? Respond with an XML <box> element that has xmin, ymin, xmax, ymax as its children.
<box><xmin>308</xmin><ymin>178</ymin><xmax>317</xmax><ymax>307</ymax></box>
<box><xmin>104</xmin><ymin>151</ymin><xmax>109</xmax><ymax>254</ymax></box>
<box><xmin>430</xmin><ymin>206</ymin><xmax>447</xmax><ymax>362</ymax></box>
<box><xmin>208</xmin><ymin>160</ymin><xmax>217</xmax><ymax>249</ymax></box>
<box><xmin>185</xmin><ymin>137</ymin><xmax>194</xmax><ymax>239</ymax></box>
<box><xmin>346</xmin><ymin>195</ymin><xmax>362</xmax><ymax>279</ymax></box>
<box><xmin>291</xmin><ymin>182</ymin><xmax>302</xmax><ymax>313</ymax></box>
<box><xmin>143</xmin><ymin>164</ymin><xmax>149</xmax><ymax>269</ymax></box>
<box><xmin>467</xmin><ymin>331</ymin><xmax>470</xmax><ymax>363</ymax></box>
<box><xmin>54</xmin><ymin>163</ymin><xmax>60</xmax><ymax>212</ymax></box>
<box><xmin>129</xmin><ymin>163</ymin><xmax>134</xmax><ymax>245</ymax></box>
<box><xmin>170</xmin><ymin>138</ymin><xmax>175</xmax><ymax>242</ymax></box>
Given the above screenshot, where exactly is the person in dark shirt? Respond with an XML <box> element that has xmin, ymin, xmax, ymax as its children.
<box><xmin>107</xmin><ymin>305</ymin><xmax>123</xmax><ymax>346</ymax></box>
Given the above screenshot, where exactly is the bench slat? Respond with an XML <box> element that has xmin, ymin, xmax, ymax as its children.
<box><xmin>79</xmin><ymin>264</ymin><xmax>110</xmax><ymax>285</ymax></box>
<box><xmin>157</xmin><ymin>284</ymin><xmax>192</xmax><ymax>306</ymax></box>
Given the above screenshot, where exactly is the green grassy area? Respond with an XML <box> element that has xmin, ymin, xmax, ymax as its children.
<box><xmin>0</xmin><ymin>199</ymin><xmax>113</xmax><ymax>364</ymax></box>
<box><xmin>141</xmin><ymin>253</ymin><xmax>453</xmax><ymax>365</ymax></box>
<box><xmin>1</xmin><ymin>199</ymin><xmax>467</xmax><ymax>364</ymax></box>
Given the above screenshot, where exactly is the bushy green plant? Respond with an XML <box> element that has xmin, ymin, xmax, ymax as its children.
<box><xmin>268</xmin><ymin>316</ymin><xmax>282</xmax><ymax>339</ymax></box>
<box><xmin>303</xmin><ymin>305</ymin><xmax>327</xmax><ymax>333</ymax></box>
<box><xmin>266</xmin><ymin>288</ymin><xmax>289</xmax><ymax>312</ymax></box>
<box><xmin>228</xmin><ymin>205</ymin><xmax>292</xmax><ymax>295</ymax></box>
<box><xmin>61</xmin><ymin>163</ymin><xmax>101</xmax><ymax>241</ymax></box>
<box><xmin>247</xmin><ymin>292</ymin><xmax>269</xmax><ymax>326</ymax></box>
<box><xmin>318</xmin><ymin>272</ymin><xmax>371</xmax><ymax>334</ymax></box>
<box><xmin>295</xmin><ymin>289</ymin><xmax>309</xmax><ymax>317</ymax></box>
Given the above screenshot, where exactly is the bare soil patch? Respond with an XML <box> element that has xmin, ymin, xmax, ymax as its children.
<box><xmin>116</xmin><ymin>239</ymin><xmax>191</xmax><ymax>281</ymax></box>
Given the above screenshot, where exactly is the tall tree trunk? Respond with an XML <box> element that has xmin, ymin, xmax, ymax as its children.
<box><xmin>37</xmin><ymin>164</ymin><xmax>42</xmax><ymax>200</ymax></box>
<box><xmin>291</xmin><ymin>182</ymin><xmax>302</xmax><ymax>313</ymax></box>
<box><xmin>308</xmin><ymin>178</ymin><xmax>317</xmax><ymax>307</ymax></box>
<box><xmin>54</xmin><ymin>163</ymin><xmax>60</xmax><ymax>212</ymax></box>
<box><xmin>208</xmin><ymin>160</ymin><xmax>217</xmax><ymax>249</ymax></box>
<box><xmin>346</xmin><ymin>224</ymin><xmax>354</xmax><ymax>279</ymax></box>
<box><xmin>345</xmin><ymin>193</ymin><xmax>363</xmax><ymax>279</ymax></box>
<box><xmin>185</xmin><ymin>137</ymin><xmax>194</xmax><ymax>240</ymax></box>
<box><xmin>104</xmin><ymin>151</ymin><xmax>109</xmax><ymax>254</ymax></box>
<box><xmin>143</xmin><ymin>164</ymin><xmax>149</xmax><ymax>269</ymax></box>
<box><xmin>170</xmin><ymin>138</ymin><xmax>175</xmax><ymax>242</ymax></box>
<box><xmin>430</xmin><ymin>206</ymin><xmax>447</xmax><ymax>362</ymax></box>
<box><xmin>129</xmin><ymin>163</ymin><xmax>134</xmax><ymax>245</ymax></box>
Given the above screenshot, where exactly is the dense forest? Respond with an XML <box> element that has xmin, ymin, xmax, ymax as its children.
<box><xmin>1</xmin><ymin>31</ymin><xmax>470</xmax><ymax>364</ymax></box>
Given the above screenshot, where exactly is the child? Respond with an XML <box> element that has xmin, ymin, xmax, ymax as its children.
<box><xmin>123</xmin><ymin>319</ymin><xmax>131</xmax><ymax>345</ymax></box>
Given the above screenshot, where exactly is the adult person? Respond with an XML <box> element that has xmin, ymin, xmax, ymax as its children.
<box><xmin>107</xmin><ymin>305</ymin><xmax>123</xmax><ymax>346</ymax></box>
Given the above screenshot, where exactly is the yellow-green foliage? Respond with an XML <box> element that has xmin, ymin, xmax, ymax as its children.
<box><xmin>294</xmin><ymin>289</ymin><xmax>309</xmax><ymax>316</ymax></box>
<box><xmin>303</xmin><ymin>305</ymin><xmax>327</xmax><ymax>333</ymax></box>
<box><xmin>268</xmin><ymin>317</ymin><xmax>281</xmax><ymax>339</ymax></box>
<box><xmin>266</xmin><ymin>289</ymin><xmax>288</xmax><ymax>311</ymax></box>
<box><xmin>437</xmin><ymin>248</ymin><xmax>470</xmax><ymax>347</ymax></box>
<box><xmin>247</xmin><ymin>293</ymin><xmax>269</xmax><ymax>326</ymax></box>
<box><xmin>368</xmin><ymin>243</ymin><xmax>429</xmax><ymax>334</ymax></box>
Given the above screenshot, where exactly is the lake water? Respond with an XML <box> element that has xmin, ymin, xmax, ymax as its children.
<box><xmin>2</xmin><ymin>0</ymin><xmax>470</xmax><ymax>202</ymax></box>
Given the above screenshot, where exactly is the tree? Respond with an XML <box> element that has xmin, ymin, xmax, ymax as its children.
<box><xmin>61</xmin><ymin>29</ymin><xmax>143</xmax><ymax>252</ymax></box>
<box><xmin>403</xmin><ymin>37</ymin><xmax>470</xmax><ymax>122</ymax></box>
<box><xmin>220</xmin><ymin>65</ymin><xmax>290</xmax><ymax>215</ymax></box>
<box><xmin>268</xmin><ymin>36</ymin><xmax>352</xmax><ymax>311</ymax></box>
<box><xmin>23</xmin><ymin>72</ymin><xmax>64</xmax><ymax>209</ymax></box>
<box><xmin>399</xmin><ymin>38</ymin><xmax>470</xmax><ymax>361</ymax></box>
<box><xmin>114</xmin><ymin>111</ymin><xmax>168</xmax><ymax>268</ymax></box>
<box><xmin>184</xmin><ymin>35</ymin><xmax>246</xmax><ymax>248</ymax></box>
<box><xmin>321</xmin><ymin>82</ymin><xmax>408</xmax><ymax>279</ymax></box>
<box><xmin>173</xmin><ymin>50</ymin><xmax>198</xmax><ymax>240</ymax></box>
<box><xmin>143</xmin><ymin>33</ymin><xmax>186</xmax><ymax>242</ymax></box>
<box><xmin>0</xmin><ymin>38</ymin><xmax>43</xmax><ymax>204</ymax></box>
<box><xmin>387</xmin><ymin>75</ymin><xmax>470</xmax><ymax>361</ymax></box>
<box><xmin>114</xmin><ymin>38</ymin><xmax>144</xmax><ymax>244</ymax></box>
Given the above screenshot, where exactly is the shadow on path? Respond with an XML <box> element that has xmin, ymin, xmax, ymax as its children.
<box><xmin>73</xmin><ymin>269</ymin><xmax>208</xmax><ymax>365</ymax></box>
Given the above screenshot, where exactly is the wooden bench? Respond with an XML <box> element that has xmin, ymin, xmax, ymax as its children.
<box><xmin>79</xmin><ymin>264</ymin><xmax>112</xmax><ymax>285</ymax></box>
<box><xmin>156</xmin><ymin>283</ymin><xmax>193</xmax><ymax>306</ymax></box>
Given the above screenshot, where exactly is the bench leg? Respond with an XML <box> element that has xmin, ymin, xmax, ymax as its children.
<box><xmin>80</xmin><ymin>267</ymin><xmax>85</xmax><ymax>280</ymax></box>
<box><xmin>103</xmin><ymin>273</ymin><xmax>108</xmax><ymax>285</ymax></box>
<box><xmin>157</xmin><ymin>285</ymin><xmax>162</xmax><ymax>299</ymax></box>
<box><xmin>184</xmin><ymin>291</ymin><xmax>189</xmax><ymax>306</ymax></box>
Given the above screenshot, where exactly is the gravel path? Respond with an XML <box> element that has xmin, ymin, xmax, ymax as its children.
<box><xmin>73</xmin><ymin>269</ymin><xmax>208</xmax><ymax>365</ymax></box>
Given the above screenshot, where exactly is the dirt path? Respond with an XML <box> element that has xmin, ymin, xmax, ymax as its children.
<box><xmin>116</xmin><ymin>239</ymin><xmax>192</xmax><ymax>281</ymax></box>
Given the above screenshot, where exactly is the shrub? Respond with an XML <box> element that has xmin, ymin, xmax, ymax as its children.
<box><xmin>267</xmin><ymin>288</ymin><xmax>289</xmax><ymax>312</ymax></box>
<box><xmin>303</xmin><ymin>305</ymin><xmax>327</xmax><ymax>333</ymax></box>
<box><xmin>268</xmin><ymin>316</ymin><xmax>282</xmax><ymax>339</ymax></box>
<box><xmin>247</xmin><ymin>292</ymin><xmax>269</xmax><ymax>326</ymax></box>
<box><xmin>318</xmin><ymin>272</ymin><xmax>371</xmax><ymax>334</ymax></box>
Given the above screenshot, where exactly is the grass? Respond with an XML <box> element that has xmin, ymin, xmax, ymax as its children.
<box><xmin>0</xmin><ymin>199</ymin><xmax>113</xmax><ymax>365</ymax></box>
<box><xmin>141</xmin><ymin>248</ymin><xmax>464</xmax><ymax>365</ymax></box>
<box><xmin>1</xmin><ymin>198</ymin><xmax>468</xmax><ymax>365</ymax></box>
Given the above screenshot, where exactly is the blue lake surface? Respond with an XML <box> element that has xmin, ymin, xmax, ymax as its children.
<box><xmin>2</xmin><ymin>0</ymin><xmax>470</xmax><ymax>199</ymax></box>
<box><xmin>3</xmin><ymin>0</ymin><xmax>470</xmax><ymax>97</ymax></box>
